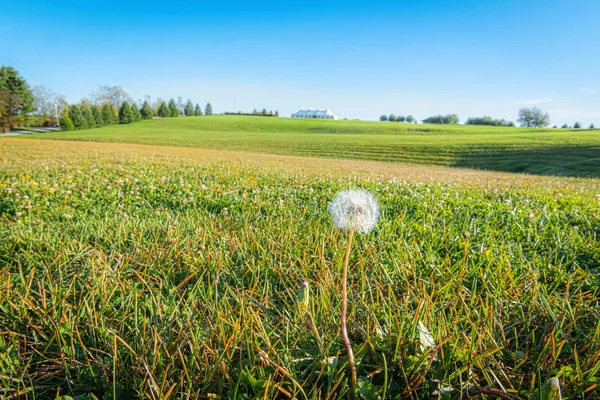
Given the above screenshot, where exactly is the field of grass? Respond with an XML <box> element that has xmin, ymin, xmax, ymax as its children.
<box><xmin>22</xmin><ymin>116</ymin><xmax>600</xmax><ymax>178</ymax></box>
<box><xmin>1</xmin><ymin>138</ymin><xmax>599</xmax><ymax>399</ymax></box>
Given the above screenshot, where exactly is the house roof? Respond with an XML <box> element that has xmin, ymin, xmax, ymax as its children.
<box><xmin>292</xmin><ymin>108</ymin><xmax>337</xmax><ymax>116</ymax></box>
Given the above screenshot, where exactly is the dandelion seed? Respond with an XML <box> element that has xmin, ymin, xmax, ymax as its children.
<box><xmin>328</xmin><ymin>189</ymin><xmax>380</xmax><ymax>234</ymax></box>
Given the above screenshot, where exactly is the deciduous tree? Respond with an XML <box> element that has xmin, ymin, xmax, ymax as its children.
<box><xmin>517</xmin><ymin>107</ymin><xmax>550</xmax><ymax>128</ymax></box>
<box><xmin>90</xmin><ymin>85</ymin><xmax>133</xmax><ymax>107</ymax></box>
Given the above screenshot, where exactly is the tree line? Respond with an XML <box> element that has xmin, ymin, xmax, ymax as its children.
<box><xmin>0</xmin><ymin>66</ymin><xmax>215</xmax><ymax>132</ymax></box>
<box><xmin>379</xmin><ymin>114</ymin><xmax>416</xmax><ymax>123</ymax></box>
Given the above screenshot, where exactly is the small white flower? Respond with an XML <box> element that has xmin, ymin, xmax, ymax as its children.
<box><xmin>15</xmin><ymin>211</ymin><xmax>22</xmax><ymax>217</ymax></box>
<box><xmin>328</xmin><ymin>189</ymin><xmax>380</xmax><ymax>234</ymax></box>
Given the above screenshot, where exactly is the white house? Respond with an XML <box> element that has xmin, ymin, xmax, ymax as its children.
<box><xmin>291</xmin><ymin>107</ymin><xmax>338</xmax><ymax>120</ymax></box>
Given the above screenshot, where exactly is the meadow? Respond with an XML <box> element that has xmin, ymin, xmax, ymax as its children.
<box><xmin>25</xmin><ymin>116</ymin><xmax>600</xmax><ymax>178</ymax></box>
<box><xmin>1</xmin><ymin>138</ymin><xmax>599</xmax><ymax>399</ymax></box>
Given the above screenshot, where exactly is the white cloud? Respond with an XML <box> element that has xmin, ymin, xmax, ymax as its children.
<box><xmin>514</xmin><ymin>98</ymin><xmax>553</xmax><ymax>105</ymax></box>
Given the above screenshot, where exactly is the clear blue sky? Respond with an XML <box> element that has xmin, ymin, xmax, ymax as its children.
<box><xmin>3</xmin><ymin>0</ymin><xmax>600</xmax><ymax>125</ymax></box>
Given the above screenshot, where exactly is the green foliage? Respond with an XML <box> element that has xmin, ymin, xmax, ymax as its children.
<box><xmin>140</xmin><ymin>101</ymin><xmax>153</xmax><ymax>120</ymax></box>
<box><xmin>388</xmin><ymin>114</ymin><xmax>397</xmax><ymax>122</ymax></box>
<box><xmin>130</xmin><ymin>103</ymin><xmax>142</xmax><ymax>122</ymax></box>
<box><xmin>518</xmin><ymin>107</ymin><xmax>551</xmax><ymax>128</ymax></box>
<box><xmin>68</xmin><ymin>104</ymin><xmax>87</xmax><ymax>129</ymax></box>
<box><xmin>158</xmin><ymin>101</ymin><xmax>170</xmax><ymax>118</ymax></box>
<box><xmin>168</xmin><ymin>98</ymin><xmax>179</xmax><ymax>117</ymax></box>
<box><xmin>422</xmin><ymin>113</ymin><xmax>460</xmax><ymax>124</ymax></box>
<box><xmin>0</xmin><ymin>65</ymin><xmax>34</xmax><ymax>128</ymax></box>
<box><xmin>573</xmin><ymin>121</ymin><xmax>581</xmax><ymax>129</ymax></box>
<box><xmin>466</xmin><ymin>116</ymin><xmax>514</xmax><ymax>127</ymax></box>
<box><xmin>101</xmin><ymin>103</ymin><xmax>117</xmax><ymax>125</ymax></box>
<box><xmin>379</xmin><ymin>114</ymin><xmax>387</xmax><ymax>121</ymax></box>
<box><xmin>397</xmin><ymin>115</ymin><xmax>406</xmax><ymax>122</ymax></box>
<box><xmin>1</xmin><ymin>138</ymin><xmax>599</xmax><ymax>399</ymax></box>
<box><xmin>590</xmin><ymin>123</ymin><xmax>595</xmax><ymax>129</ymax></box>
<box><xmin>81</xmin><ymin>104</ymin><xmax>95</xmax><ymax>128</ymax></box>
<box><xmin>59</xmin><ymin>115</ymin><xmax>75</xmax><ymax>131</ymax></box>
<box><xmin>406</xmin><ymin>115</ymin><xmax>415</xmax><ymax>123</ymax></box>
<box><xmin>118</xmin><ymin>101</ymin><xmax>134</xmax><ymax>124</ymax></box>
<box><xmin>91</xmin><ymin>104</ymin><xmax>104</xmax><ymax>126</ymax></box>
<box><xmin>184</xmin><ymin>99</ymin><xmax>194</xmax><ymax>116</ymax></box>
<box><xmin>205</xmin><ymin>102</ymin><xmax>213</xmax><ymax>115</ymax></box>
<box><xmin>194</xmin><ymin>103</ymin><xmax>203</xmax><ymax>116</ymax></box>
<box><xmin>561</xmin><ymin>123</ymin><xmax>569</xmax><ymax>129</ymax></box>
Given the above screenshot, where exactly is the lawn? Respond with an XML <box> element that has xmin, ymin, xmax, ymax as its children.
<box><xmin>22</xmin><ymin>116</ymin><xmax>600</xmax><ymax>178</ymax></box>
<box><xmin>1</xmin><ymin>139</ymin><xmax>599</xmax><ymax>399</ymax></box>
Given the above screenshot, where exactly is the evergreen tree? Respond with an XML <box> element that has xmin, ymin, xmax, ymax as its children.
<box><xmin>91</xmin><ymin>105</ymin><xmax>104</xmax><ymax>126</ymax></box>
<box><xmin>168</xmin><ymin>98</ymin><xmax>179</xmax><ymax>117</ymax></box>
<box><xmin>118</xmin><ymin>101</ymin><xmax>134</xmax><ymax>124</ymax></box>
<box><xmin>68</xmin><ymin>104</ymin><xmax>87</xmax><ymax>129</ymax></box>
<box><xmin>81</xmin><ymin>104</ymin><xmax>95</xmax><ymax>128</ymax></box>
<box><xmin>194</xmin><ymin>103</ymin><xmax>203</xmax><ymax>116</ymax></box>
<box><xmin>140</xmin><ymin>101</ymin><xmax>153</xmax><ymax>120</ymax></box>
<box><xmin>101</xmin><ymin>103</ymin><xmax>117</xmax><ymax>125</ymax></box>
<box><xmin>0</xmin><ymin>66</ymin><xmax>34</xmax><ymax>129</ymax></box>
<box><xmin>573</xmin><ymin>121</ymin><xmax>581</xmax><ymax>128</ymax></box>
<box><xmin>158</xmin><ymin>101</ymin><xmax>170</xmax><ymax>117</ymax></box>
<box><xmin>59</xmin><ymin>115</ymin><xmax>75</xmax><ymax>131</ymax></box>
<box><xmin>184</xmin><ymin>99</ymin><xmax>194</xmax><ymax>116</ymax></box>
<box><xmin>590</xmin><ymin>123</ymin><xmax>595</xmax><ymax>129</ymax></box>
<box><xmin>205</xmin><ymin>102</ymin><xmax>213</xmax><ymax>115</ymax></box>
<box><xmin>275</xmin><ymin>110</ymin><xmax>279</xmax><ymax>117</ymax></box>
<box><xmin>131</xmin><ymin>103</ymin><xmax>142</xmax><ymax>122</ymax></box>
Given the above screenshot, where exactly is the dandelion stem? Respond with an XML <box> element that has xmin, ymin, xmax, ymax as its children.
<box><xmin>341</xmin><ymin>228</ymin><xmax>358</xmax><ymax>400</ymax></box>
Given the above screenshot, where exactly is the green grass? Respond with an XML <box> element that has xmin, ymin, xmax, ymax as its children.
<box><xmin>1</xmin><ymin>139</ymin><xmax>599</xmax><ymax>399</ymax></box>
<box><xmin>22</xmin><ymin>116</ymin><xmax>600</xmax><ymax>178</ymax></box>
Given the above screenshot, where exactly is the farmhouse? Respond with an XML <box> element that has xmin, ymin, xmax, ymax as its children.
<box><xmin>291</xmin><ymin>107</ymin><xmax>338</xmax><ymax>120</ymax></box>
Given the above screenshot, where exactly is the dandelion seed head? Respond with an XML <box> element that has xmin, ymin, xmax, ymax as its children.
<box><xmin>328</xmin><ymin>189</ymin><xmax>380</xmax><ymax>234</ymax></box>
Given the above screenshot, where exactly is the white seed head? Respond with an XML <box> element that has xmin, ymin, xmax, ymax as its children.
<box><xmin>328</xmin><ymin>189</ymin><xmax>380</xmax><ymax>234</ymax></box>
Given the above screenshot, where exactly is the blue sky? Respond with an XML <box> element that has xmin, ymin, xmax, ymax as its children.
<box><xmin>2</xmin><ymin>0</ymin><xmax>600</xmax><ymax>125</ymax></box>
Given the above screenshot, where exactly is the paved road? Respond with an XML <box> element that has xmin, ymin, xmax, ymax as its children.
<box><xmin>0</xmin><ymin>127</ymin><xmax>61</xmax><ymax>137</ymax></box>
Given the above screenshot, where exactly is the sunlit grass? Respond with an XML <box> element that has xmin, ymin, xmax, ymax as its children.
<box><xmin>20</xmin><ymin>115</ymin><xmax>600</xmax><ymax>178</ymax></box>
<box><xmin>1</xmin><ymin>139</ymin><xmax>599</xmax><ymax>399</ymax></box>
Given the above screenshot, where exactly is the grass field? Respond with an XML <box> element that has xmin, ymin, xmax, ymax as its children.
<box><xmin>23</xmin><ymin>116</ymin><xmax>600</xmax><ymax>178</ymax></box>
<box><xmin>1</xmin><ymin>138</ymin><xmax>599</xmax><ymax>399</ymax></box>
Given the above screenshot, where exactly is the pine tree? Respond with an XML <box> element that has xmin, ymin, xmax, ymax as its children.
<box><xmin>158</xmin><ymin>101</ymin><xmax>170</xmax><ymax>118</ymax></box>
<box><xmin>81</xmin><ymin>104</ymin><xmax>96</xmax><ymax>128</ymax></box>
<box><xmin>131</xmin><ymin>103</ymin><xmax>142</xmax><ymax>122</ymax></box>
<box><xmin>275</xmin><ymin>110</ymin><xmax>279</xmax><ymax>117</ymax></box>
<box><xmin>184</xmin><ymin>99</ymin><xmax>194</xmax><ymax>116</ymax></box>
<box><xmin>140</xmin><ymin>101</ymin><xmax>153</xmax><ymax>120</ymax></box>
<box><xmin>590</xmin><ymin>123</ymin><xmax>595</xmax><ymax>129</ymax></box>
<box><xmin>119</xmin><ymin>101</ymin><xmax>134</xmax><ymax>124</ymax></box>
<box><xmin>205</xmin><ymin>102</ymin><xmax>213</xmax><ymax>115</ymax></box>
<box><xmin>573</xmin><ymin>121</ymin><xmax>581</xmax><ymax>128</ymax></box>
<box><xmin>194</xmin><ymin>103</ymin><xmax>203</xmax><ymax>116</ymax></box>
<box><xmin>68</xmin><ymin>104</ymin><xmax>87</xmax><ymax>129</ymax></box>
<box><xmin>101</xmin><ymin>103</ymin><xmax>117</xmax><ymax>125</ymax></box>
<box><xmin>91</xmin><ymin>105</ymin><xmax>104</xmax><ymax>126</ymax></box>
<box><xmin>168</xmin><ymin>98</ymin><xmax>179</xmax><ymax>117</ymax></box>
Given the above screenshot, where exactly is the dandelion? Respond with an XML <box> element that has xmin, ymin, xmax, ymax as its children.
<box><xmin>328</xmin><ymin>189</ymin><xmax>380</xmax><ymax>234</ymax></box>
<box><xmin>328</xmin><ymin>189</ymin><xmax>380</xmax><ymax>399</ymax></box>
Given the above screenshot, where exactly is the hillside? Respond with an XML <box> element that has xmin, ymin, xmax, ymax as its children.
<box><xmin>23</xmin><ymin>115</ymin><xmax>600</xmax><ymax>177</ymax></box>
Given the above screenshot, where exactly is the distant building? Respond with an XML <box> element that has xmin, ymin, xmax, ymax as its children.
<box><xmin>291</xmin><ymin>107</ymin><xmax>338</xmax><ymax>120</ymax></box>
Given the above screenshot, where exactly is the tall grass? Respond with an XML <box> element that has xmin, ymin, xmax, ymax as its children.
<box><xmin>0</xmin><ymin>139</ymin><xmax>599</xmax><ymax>399</ymax></box>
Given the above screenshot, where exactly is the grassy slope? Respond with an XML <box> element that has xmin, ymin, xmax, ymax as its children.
<box><xmin>23</xmin><ymin>116</ymin><xmax>600</xmax><ymax>178</ymax></box>
<box><xmin>1</xmin><ymin>139</ymin><xmax>599</xmax><ymax>399</ymax></box>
